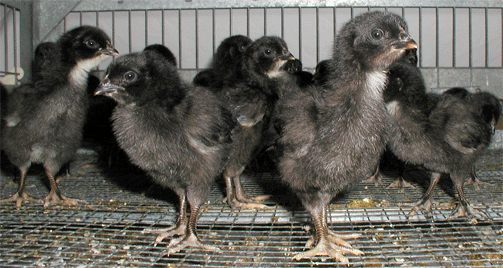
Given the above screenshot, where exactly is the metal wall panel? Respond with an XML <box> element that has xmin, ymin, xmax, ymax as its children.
<box><xmin>1</xmin><ymin>1</ymin><xmax>502</xmax><ymax>96</ymax></box>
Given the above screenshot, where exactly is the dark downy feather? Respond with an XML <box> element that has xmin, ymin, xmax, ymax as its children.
<box><xmin>277</xmin><ymin>11</ymin><xmax>417</xmax><ymax>262</ymax></box>
<box><xmin>95</xmin><ymin>48</ymin><xmax>234</xmax><ymax>254</ymax></box>
<box><xmin>1</xmin><ymin>26</ymin><xmax>118</xmax><ymax>208</ymax></box>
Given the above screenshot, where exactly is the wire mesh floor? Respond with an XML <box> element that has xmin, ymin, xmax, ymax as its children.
<box><xmin>1</xmin><ymin>139</ymin><xmax>502</xmax><ymax>267</ymax></box>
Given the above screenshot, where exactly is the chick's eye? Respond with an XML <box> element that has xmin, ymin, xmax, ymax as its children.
<box><xmin>371</xmin><ymin>29</ymin><xmax>384</xmax><ymax>40</ymax></box>
<box><xmin>124</xmin><ymin>71</ymin><xmax>137</xmax><ymax>82</ymax></box>
<box><xmin>85</xmin><ymin>39</ymin><xmax>98</xmax><ymax>49</ymax></box>
<box><xmin>264</xmin><ymin>49</ymin><xmax>272</xmax><ymax>55</ymax></box>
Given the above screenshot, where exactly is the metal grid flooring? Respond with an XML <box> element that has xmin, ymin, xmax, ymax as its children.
<box><xmin>1</xmin><ymin>144</ymin><xmax>502</xmax><ymax>267</ymax></box>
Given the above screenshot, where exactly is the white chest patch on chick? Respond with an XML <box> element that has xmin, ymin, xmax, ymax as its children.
<box><xmin>266</xmin><ymin>60</ymin><xmax>288</xmax><ymax>78</ymax></box>
<box><xmin>386</xmin><ymin>100</ymin><xmax>400</xmax><ymax>115</ymax></box>
<box><xmin>69</xmin><ymin>54</ymin><xmax>109</xmax><ymax>88</ymax></box>
<box><xmin>365</xmin><ymin>71</ymin><xmax>388</xmax><ymax>98</ymax></box>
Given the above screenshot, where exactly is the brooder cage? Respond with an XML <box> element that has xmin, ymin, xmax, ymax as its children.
<box><xmin>1</xmin><ymin>0</ymin><xmax>502</xmax><ymax>267</ymax></box>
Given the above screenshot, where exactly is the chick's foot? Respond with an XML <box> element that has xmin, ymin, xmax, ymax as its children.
<box><xmin>0</xmin><ymin>191</ymin><xmax>42</xmax><ymax>208</ymax></box>
<box><xmin>145</xmin><ymin>224</ymin><xmax>187</xmax><ymax>246</ymax></box>
<box><xmin>305</xmin><ymin>230</ymin><xmax>360</xmax><ymax>249</ymax></box>
<box><xmin>408</xmin><ymin>197</ymin><xmax>438</xmax><ymax>218</ymax></box>
<box><xmin>448</xmin><ymin>203</ymin><xmax>489</xmax><ymax>224</ymax></box>
<box><xmin>43</xmin><ymin>191</ymin><xmax>86</xmax><ymax>208</ymax></box>
<box><xmin>293</xmin><ymin>237</ymin><xmax>363</xmax><ymax>264</ymax></box>
<box><xmin>464</xmin><ymin>177</ymin><xmax>493</xmax><ymax>187</ymax></box>
<box><xmin>165</xmin><ymin>232</ymin><xmax>221</xmax><ymax>256</ymax></box>
<box><xmin>361</xmin><ymin>169</ymin><xmax>383</xmax><ymax>186</ymax></box>
<box><xmin>226</xmin><ymin>197</ymin><xmax>271</xmax><ymax>210</ymax></box>
<box><xmin>387</xmin><ymin>179</ymin><xmax>416</xmax><ymax>189</ymax></box>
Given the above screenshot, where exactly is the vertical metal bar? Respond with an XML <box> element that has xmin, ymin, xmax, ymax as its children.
<box><xmin>161</xmin><ymin>10</ymin><xmax>165</xmax><ymax>47</ymax></box>
<box><xmin>435</xmin><ymin>7</ymin><xmax>439</xmax><ymax>68</ymax></box>
<box><xmin>195</xmin><ymin>9</ymin><xmax>199</xmax><ymax>69</ymax></box>
<box><xmin>316</xmin><ymin>7</ymin><xmax>319</xmax><ymax>64</ymax></box>
<box><xmin>485</xmin><ymin>8</ymin><xmax>488</xmax><ymax>67</ymax></box>
<box><xmin>333</xmin><ymin>7</ymin><xmax>337</xmax><ymax>38</ymax></box>
<box><xmin>453</xmin><ymin>7</ymin><xmax>456</xmax><ymax>67</ymax></box>
<box><xmin>212</xmin><ymin>8</ymin><xmax>216</xmax><ymax>54</ymax></box>
<box><xmin>128</xmin><ymin>10</ymin><xmax>132</xmax><ymax>53</ymax></box>
<box><xmin>230</xmin><ymin>7</ymin><xmax>233</xmax><ymax>36</ymax></box>
<box><xmin>469</xmin><ymin>7</ymin><xmax>472</xmax><ymax>68</ymax></box>
<box><xmin>112</xmin><ymin>10</ymin><xmax>115</xmax><ymax>50</ymax></box>
<box><xmin>418</xmin><ymin>7</ymin><xmax>422</xmax><ymax>68</ymax></box>
<box><xmin>281</xmin><ymin>7</ymin><xmax>284</xmax><ymax>39</ymax></box>
<box><xmin>264</xmin><ymin>7</ymin><xmax>267</xmax><ymax>36</ymax></box>
<box><xmin>298</xmin><ymin>7</ymin><xmax>302</xmax><ymax>61</ymax></box>
<box><xmin>145</xmin><ymin>10</ymin><xmax>148</xmax><ymax>47</ymax></box>
<box><xmin>13</xmin><ymin>7</ymin><xmax>18</xmax><ymax>83</ymax></box>
<box><xmin>4</xmin><ymin>5</ymin><xmax>9</xmax><ymax>75</ymax></box>
<box><xmin>80</xmin><ymin>11</ymin><xmax>83</xmax><ymax>26</ymax></box>
<box><xmin>247</xmin><ymin>7</ymin><xmax>250</xmax><ymax>37</ymax></box>
<box><xmin>178</xmin><ymin>9</ymin><xmax>182</xmax><ymax>68</ymax></box>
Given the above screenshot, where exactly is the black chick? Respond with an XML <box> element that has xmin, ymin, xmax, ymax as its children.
<box><xmin>276</xmin><ymin>11</ymin><xmax>417</xmax><ymax>262</ymax></box>
<box><xmin>193</xmin><ymin>35</ymin><xmax>252</xmax><ymax>88</ymax></box>
<box><xmin>443</xmin><ymin>87</ymin><xmax>501</xmax><ymax>134</ymax></box>
<box><xmin>250</xmin><ymin>58</ymin><xmax>312</xmax><ymax>173</ymax></box>
<box><xmin>280</xmin><ymin>58</ymin><xmax>314</xmax><ymax>89</ymax></box>
<box><xmin>1</xmin><ymin>83</ymin><xmax>8</xmax><ymax>134</ymax></box>
<box><xmin>312</xmin><ymin>59</ymin><xmax>331</xmax><ymax>87</ymax></box>
<box><xmin>364</xmin><ymin>48</ymin><xmax>421</xmax><ymax>188</ymax></box>
<box><xmin>95</xmin><ymin>49</ymin><xmax>234</xmax><ymax>254</ymax></box>
<box><xmin>386</xmin><ymin>66</ymin><xmax>494</xmax><ymax>223</ymax></box>
<box><xmin>144</xmin><ymin>44</ymin><xmax>177</xmax><ymax>67</ymax></box>
<box><xmin>32</xmin><ymin>42</ymin><xmax>59</xmax><ymax>83</ymax></box>
<box><xmin>442</xmin><ymin>87</ymin><xmax>502</xmax><ymax>186</ymax></box>
<box><xmin>216</xmin><ymin>36</ymin><xmax>295</xmax><ymax>210</ymax></box>
<box><xmin>0</xmin><ymin>26</ymin><xmax>118</xmax><ymax>208</ymax></box>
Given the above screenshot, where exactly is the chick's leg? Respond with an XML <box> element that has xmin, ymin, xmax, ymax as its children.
<box><xmin>387</xmin><ymin>178</ymin><xmax>416</xmax><ymax>189</ymax></box>
<box><xmin>0</xmin><ymin>166</ymin><xmax>41</xmax><ymax>207</ymax></box>
<box><xmin>449</xmin><ymin>173</ymin><xmax>488</xmax><ymax>223</ymax></box>
<box><xmin>165</xmin><ymin>187</ymin><xmax>220</xmax><ymax>255</ymax></box>
<box><xmin>387</xmin><ymin>162</ymin><xmax>415</xmax><ymax>189</ymax></box>
<box><xmin>43</xmin><ymin>165</ymin><xmax>85</xmax><ymax>208</ymax></box>
<box><xmin>223</xmin><ymin>168</ymin><xmax>269</xmax><ymax>210</ymax></box>
<box><xmin>294</xmin><ymin>196</ymin><xmax>363</xmax><ymax>263</ymax></box>
<box><xmin>233</xmin><ymin>175</ymin><xmax>270</xmax><ymax>202</ymax></box>
<box><xmin>464</xmin><ymin>166</ymin><xmax>493</xmax><ymax>187</ymax></box>
<box><xmin>145</xmin><ymin>192</ymin><xmax>188</xmax><ymax>246</ymax></box>
<box><xmin>408</xmin><ymin>172</ymin><xmax>441</xmax><ymax>218</ymax></box>
<box><xmin>362</xmin><ymin>165</ymin><xmax>383</xmax><ymax>186</ymax></box>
